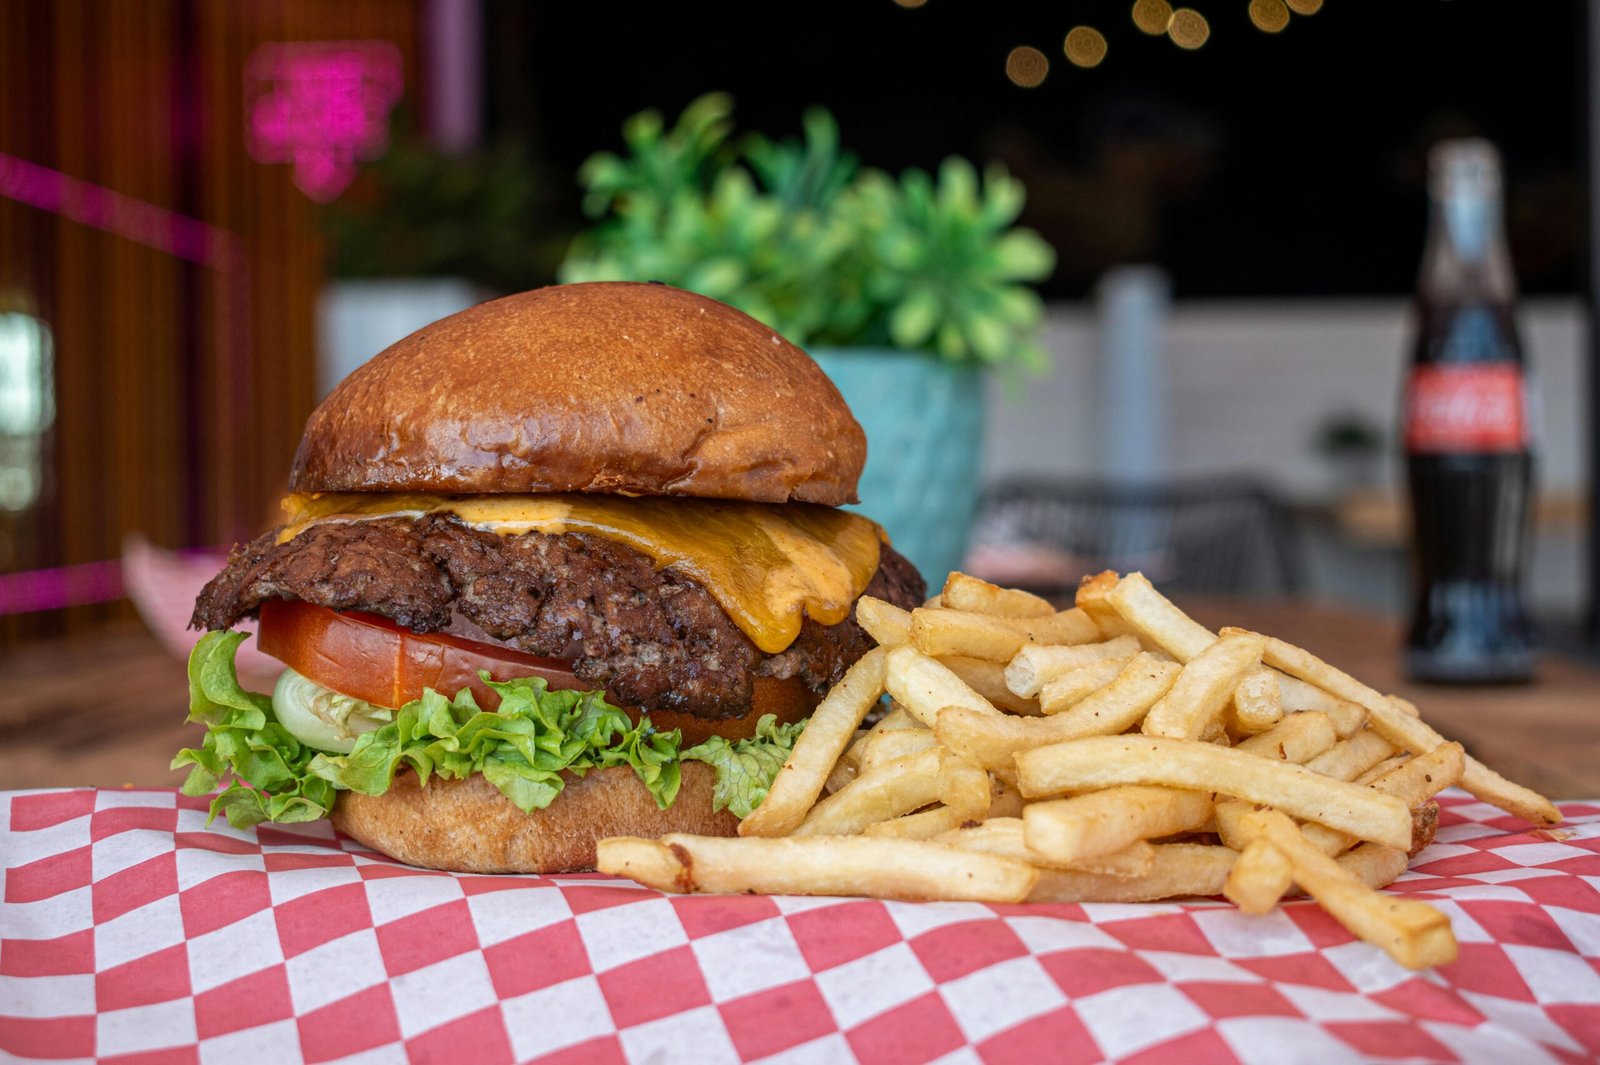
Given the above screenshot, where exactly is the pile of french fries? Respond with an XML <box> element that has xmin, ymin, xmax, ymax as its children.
<box><xmin>599</xmin><ymin>571</ymin><xmax>1561</xmax><ymax>970</ymax></box>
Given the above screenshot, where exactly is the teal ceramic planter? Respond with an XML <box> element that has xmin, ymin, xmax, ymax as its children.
<box><xmin>810</xmin><ymin>348</ymin><xmax>985</xmax><ymax>589</ymax></box>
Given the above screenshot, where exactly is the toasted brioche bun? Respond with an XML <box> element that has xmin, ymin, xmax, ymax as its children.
<box><xmin>291</xmin><ymin>282</ymin><xmax>865</xmax><ymax>505</ymax></box>
<box><xmin>332</xmin><ymin>681</ymin><xmax>812</xmax><ymax>873</ymax></box>
<box><xmin>332</xmin><ymin>764</ymin><xmax>740</xmax><ymax>874</ymax></box>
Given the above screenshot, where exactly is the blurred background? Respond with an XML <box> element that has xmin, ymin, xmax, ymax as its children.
<box><xmin>2</xmin><ymin>1</ymin><xmax>1596</xmax><ymax>788</ymax></box>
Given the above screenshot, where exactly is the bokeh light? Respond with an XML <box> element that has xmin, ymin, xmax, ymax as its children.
<box><xmin>1168</xmin><ymin>8</ymin><xmax>1210</xmax><ymax>49</ymax></box>
<box><xmin>1249</xmin><ymin>0</ymin><xmax>1290</xmax><ymax>33</ymax></box>
<box><xmin>1131</xmin><ymin>0</ymin><xmax>1175</xmax><ymax>35</ymax></box>
<box><xmin>1285</xmin><ymin>0</ymin><xmax>1322</xmax><ymax>13</ymax></box>
<box><xmin>1005</xmin><ymin>45</ymin><xmax>1050</xmax><ymax>88</ymax></box>
<box><xmin>892</xmin><ymin>0</ymin><xmax>927</xmax><ymax>8</ymax></box>
<box><xmin>1064</xmin><ymin>26</ymin><xmax>1108</xmax><ymax>68</ymax></box>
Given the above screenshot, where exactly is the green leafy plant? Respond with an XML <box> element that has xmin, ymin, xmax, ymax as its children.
<box><xmin>561</xmin><ymin>94</ymin><xmax>1055</xmax><ymax>370</ymax></box>
<box><xmin>323</xmin><ymin>131</ymin><xmax>570</xmax><ymax>293</ymax></box>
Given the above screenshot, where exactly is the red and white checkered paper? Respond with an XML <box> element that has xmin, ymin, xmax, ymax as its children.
<box><xmin>4</xmin><ymin>790</ymin><xmax>1600</xmax><ymax>1065</ymax></box>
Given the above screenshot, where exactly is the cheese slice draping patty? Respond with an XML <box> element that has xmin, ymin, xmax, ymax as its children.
<box><xmin>278</xmin><ymin>492</ymin><xmax>883</xmax><ymax>654</ymax></box>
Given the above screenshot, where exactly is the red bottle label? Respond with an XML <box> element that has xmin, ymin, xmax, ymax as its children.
<box><xmin>1404</xmin><ymin>363</ymin><xmax>1527</xmax><ymax>452</ymax></box>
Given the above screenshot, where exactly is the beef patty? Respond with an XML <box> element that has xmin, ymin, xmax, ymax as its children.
<box><xmin>192</xmin><ymin>515</ymin><xmax>925</xmax><ymax>718</ymax></box>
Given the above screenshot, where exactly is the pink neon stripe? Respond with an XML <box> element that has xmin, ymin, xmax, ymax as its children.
<box><xmin>0</xmin><ymin>151</ymin><xmax>242</xmax><ymax>268</ymax></box>
<box><xmin>0</xmin><ymin>560</ymin><xmax>125</xmax><ymax>615</ymax></box>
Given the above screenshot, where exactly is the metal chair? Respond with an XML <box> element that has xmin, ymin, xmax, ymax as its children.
<box><xmin>966</xmin><ymin>478</ymin><xmax>1308</xmax><ymax>598</ymax></box>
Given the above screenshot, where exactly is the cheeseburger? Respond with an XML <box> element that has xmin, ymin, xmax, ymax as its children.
<box><xmin>175</xmin><ymin>282</ymin><xmax>924</xmax><ymax>872</ymax></box>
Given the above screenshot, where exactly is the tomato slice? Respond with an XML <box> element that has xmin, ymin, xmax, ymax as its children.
<box><xmin>257</xmin><ymin>599</ymin><xmax>577</xmax><ymax>711</ymax></box>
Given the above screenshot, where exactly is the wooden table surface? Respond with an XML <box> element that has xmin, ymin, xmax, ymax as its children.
<box><xmin>3</xmin><ymin>601</ymin><xmax>1598</xmax><ymax>800</ymax></box>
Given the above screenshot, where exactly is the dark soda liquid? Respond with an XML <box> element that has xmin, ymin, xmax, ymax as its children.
<box><xmin>1405</xmin><ymin>452</ymin><xmax>1534</xmax><ymax>682</ymax></box>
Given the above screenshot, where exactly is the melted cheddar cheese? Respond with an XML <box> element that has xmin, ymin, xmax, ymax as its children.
<box><xmin>277</xmin><ymin>493</ymin><xmax>882</xmax><ymax>654</ymax></box>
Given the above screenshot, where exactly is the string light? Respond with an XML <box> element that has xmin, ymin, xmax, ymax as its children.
<box><xmin>1249</xmin><ymin>0</ymin><xmax>1290</xmax><ymax>33</ymax></box>
<box><xmin>1131</xmin><ymin>0</ymin><xmax>1174</xmax><ymax>35</ymax></box>
<box><xmin>1167</xmin><ymin>8</ymin><xmax>1210</xmax><ymax>49</ymax></box>
<box><xmin>956</xmin><ymin>0</ymin><xmax>1327</xmax><ymax>82</ymax></box>
<box><xmin>1064</xmin><ymin>26</ymin><xmax>1108</xmax><ymax>68</ymax></box>
<box><xmin>1005</xmin><ymin>45</ymin><xmax>1050</xmax><ymax>88</ymax></box>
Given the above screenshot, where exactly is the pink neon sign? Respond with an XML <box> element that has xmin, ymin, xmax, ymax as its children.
<box><xmin>245</xmin><ymin>40</ymin><xmax>403</xmax><ymax>203</ymax></box>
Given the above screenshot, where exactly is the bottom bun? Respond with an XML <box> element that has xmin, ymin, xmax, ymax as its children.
<box><xmin>331</xmin><ymin>763</ymin><xmax>739</xmax><ymax>874</ymax></box>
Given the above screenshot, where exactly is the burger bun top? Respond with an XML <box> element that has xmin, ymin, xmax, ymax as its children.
<box><xmin>290</xmin><ymin>282</ymin><xmax>865</xmax><ymax>506</ymax></box>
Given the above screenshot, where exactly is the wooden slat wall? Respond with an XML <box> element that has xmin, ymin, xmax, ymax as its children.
<box><xmin>0</xmin><ymin>0</ymin><xmax>419</xmax><ymax>645</ymax></box>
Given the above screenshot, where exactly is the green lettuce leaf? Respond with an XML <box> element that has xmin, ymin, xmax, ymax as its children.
<box><xmin>171</xmin><ymin>631</ymin><xmax>338</xmax><ymax>828</ymax></box>
<box><xmin>175</xmin><ymin>631</ymin><xmax>804</xmax><ymax>828</ymax></box>
<box><xmin>683</xmin><ymin>713</ymin><xmax>807</xmax><ymax>818</ymax></box>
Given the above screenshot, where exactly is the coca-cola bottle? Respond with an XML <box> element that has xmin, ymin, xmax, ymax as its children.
<box><xmin>1402</xmin><ymin>139</ymin><xmax>1535</xmax><ymax>683</ymax></box>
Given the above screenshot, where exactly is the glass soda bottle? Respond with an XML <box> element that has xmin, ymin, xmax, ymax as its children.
<box><xmin>1402</xmin><ymin>139</ymin><xmax>1535</xmax><ymax>683</ymax></box>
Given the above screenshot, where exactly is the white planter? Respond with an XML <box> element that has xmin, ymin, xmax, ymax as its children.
<box><xmin>317</xmin><ymin>279</ymin><xmax>488</xmax><ymax>398</ymax></box>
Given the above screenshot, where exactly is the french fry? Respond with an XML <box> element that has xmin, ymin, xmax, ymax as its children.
<box><xmin>1045</xmin><ymin>653</ymin><xmax>1182</xmax><ymax>735</ymax></box>
<box><xmin>1038</xmin><ymin>658</ymin><xmax>1133</xmax><ymax>715</ymax></box>
<box><xmin>857</xmin><ymin>728</ymin><xmax>940</xmax><ymax>777</ymax></box>
<box><xmin>884</xmin><ymin>645</ymin><xmax>999</xmax><ymax>726</ymax></box>
<box><xmin>1318</xmin><ymin>698</ymin><xmax>1369</xmax><ymax>739</ymax></box>
<box><xmin>599</xmin><ymin>834</ymin><xmax>1039</xmax><ymax>903</ymax></box>
<box><xmin>1028</xmin><ymin>844</ymin><xmax>1237</xmax><ymax>903</ymax></box>
<box><xmin>825</xmin><ymin>761</ymin><xmax>857</xmax><ymax>794</ymax></box>
<box><xmin>935</xmin><ymin>654</ymin><xmax>1180</xmax><ymax>769</ymax></box>
<box><xmin>1225</xmin><ymin>838</ymin><xmax>1295</xmax><ymax>916</ymax></box>
<box><xmin>1276</xmin><ymin>675</ymin><xmax>1342</xmax><ymax>714</ymax></box>
<box><xmin>1075</xmin><ymin>570</ymin><xmax>1138</xmax><ymax>637</ymax></box>
<box><xmin>1368</xmin><ymin>742</ymin><xmax>1466</xmax><ymax>808</ymax></box>
<box><xmin>940</xmin><ymin>656</ymin><xmax>1043</xmax><ymax>715</ymax></box>
<box><xmin>1005</xmin><ymin>635</ymin><xmax>1142</xmax><ymax>697</ymax></box>
<box><xmin>1233</xmin><ymin>808</ymin><xmax>1457</xmax><ymax>969</ymax></box>
<box><xmin>863</xmin><ymin>806</ymin><xmax>971</xmax><ymax>840</ymax></box>
<box><xmin>740</xmin><ymin>647</ymin><xmax>887</xmax><ymax>838</ymax></box>
<box><xmin>856</xmin><ymin>596</ymin><xmax>912</xmax><ymax>648</ymax></box>
<box><xmin>942</xmin><ymin>571</ymin><xmax>1056</xmax><ymax>618</ymax></box>
<box><xmin>1354</xmin><ymin>755</ymin><xmax>1413</xmax><ymax>786</ymax></box>
<box><xmin>1307</xmin><ymin>728</ymin><xmax>1398</xmax><ymax>782</ymax></box>
<box><xmin>1410</xmin><ymin>801</ymin><xmax>1441</xmax><ymax>856</ymax></box>
<box><xmin>1228</xmin><ymin>668</ymin><xmax>1284</xmax><ymax>735</ymax></box>
<box><xmin>1238</xmin><ymin>629</ymin><xmax>1561</xmax><ymax>825</ymax></box>
<box><xmin>1211</xmin><ymin>799</ymin><xmax>1255</xmax><ymax>851</ymax></box>
<box><xmin>1300</xmin><ymin>743</ymin><xmax>1465</xmax><ymax>858</ymax></box>
<box><xmin>1234</xmin><ymin>711</ymin><xmax>1338</xmax><ymax>764</ymax></box>
<box><xmin>594</xmin><ymin>836</ymin><xmax>689</xmax><ymax>892</ymax></box>
<box><xmin>1142</xmin><ymin>632</ymin><xmax>1266</xmax><ymax>740</ymax></box>
<box><xmin>1219</xmin><ymin>836</ymin><xmax>1411</xmax><ymax>904</ymax></box>
<box><xmin>909</xmin><ymin>607</ymin><xmax>1035</xmax><ymax>661</ymax></box>
<box><xmin>1389</xmin><ymin>695</ymin><xmax>1422</xmax><ymax>717</ymax></box>
<box><xmin>839</xmin><ymin>728</ymin><xmax>873</xmax><ymax>769</ymax></box>
<box><xmin>873</xmin><ymin>705</ymin><xmax>926</xmax><ymax>732</ymax></box>
<box><xmin>989</xmin><ymin>776</ymin><xmax>1026</xmax><ymax>818</ymax></box>
<box><xmin>935</xmin><ymin>819</ymin><xmax>1157</xmax><ymax>876</ymax></box>
<box><xmin>792</xmin><ymin>747</ymin><xmax>943</xmax><ymax>837</ymax></box>
<box><xmin>1104</xmin><ymin>574</ymin><xmax>1334</xmax><ymax>728</ymax></box>
<box><xmin>1106</xmin><ymin>573</ymin><xmax>1215</xmax><ymax>661</ymax></box>
<box><xmin>911</xmin><ymin>607</ymin><xmax>1101</xmax><ymax>661</ymax></box>
<box><xmin>1049</xmin><ymin>841</ymin><xmax>1158</xmax><ymax>878</ymax></box>
<box><xmin>1025</xmin><ymin>607</ymin><xmax>1105</xmax><ymax>645</ymax></box>
<box><xmin>1015</xmin><ymin>735</ymin><xmax>1414</xmax><ymax>850</ymax></box>
<box><xmin>1218</xmin><ymin>808</ymin><xmax>1433</xmax><ymax>921</ymax></box>
<box><xmin>1337</xmin><ymin>843</ymin><xmax>1411</xmax><ymax>890</ymax></box>
<box><xmin>1023</xmin><ymin>786</ymin><xmax>1213</xmax><ymax>863</ymax></box>
<box><xmin>836</xmin><ymin>702</ymin><xmax>925</xmax><ymax>786</ymax></box>
<box><xmin>939</xmin><ymin>751</ymin><xmax>993</xmax><ymax>819</ymax></box>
